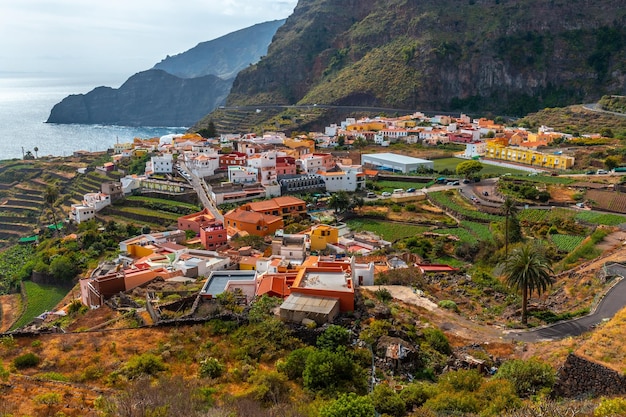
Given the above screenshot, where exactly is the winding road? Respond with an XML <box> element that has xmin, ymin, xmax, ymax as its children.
<box><xmin>505</xmin><ymin>263</ymin><xmax>626</xmax><ymax>342</ymax></box>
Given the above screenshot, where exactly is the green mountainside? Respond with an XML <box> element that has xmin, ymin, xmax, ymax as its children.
<box><xmin>195</xmin><ymin>0</ymin><xmax>626</xmax><ymax>132</ymax></box>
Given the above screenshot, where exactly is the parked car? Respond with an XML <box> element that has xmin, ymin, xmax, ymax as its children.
<box><xmin>586</xmin><ymin>170</ymin><xmax>596</xmax><ymax>175</ymax></box>
<box><xmin>381</xmin><ymin>192</ymin><xmax>392</xmax><ymax>197</ymax></box>
<box><xmin>366</xmin><ymin>192</ymin><xmax>376</xmax><ymax>198</ymax></box>
<box><xmin>462</xmin><ymin>179</ymin><xmax>470</xmax><ymax>184</ymax></box>
<box><xmin>406</xmin><ymin>188</ymin><xmax>416</xmax><ymax>193</ymax></box>
<box><xmin>392</xmin><ymin>188</ymin><xmax>404</xmax><ymax>194</ymax></box>
<box><xmin>597</xmin><ymin>169</ymin><xmax>608</xmax><ymax>174</ymax></box>
<box><xmin>447</xmin><ymin>181</ymin><xmax>460</xmax><ymax>186</ymax></box>
<box><xmin>483</xmin><ymin>191</ymin><xmax>489</xmax><ymax>196</ymax></box>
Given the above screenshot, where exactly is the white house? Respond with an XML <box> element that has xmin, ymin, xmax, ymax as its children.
<box><xmin>147</xmin><ymin>153</ymin><xmax>173</xmax><ymax>175</ymax></box>
<box><xmin>464</xmin><ymin>141</ymin><xmax>487</xmax><ymax>159</ymax></box>
<box><xmin>318</xmin><ymin>164</ymin><xmax>365</xmax><ymax>192</ymax></box>
<box><xmin>186</xmin><ymin>152</ymin><xmax>220</xmax><ymax>177</ymax></box>
<box><xmin>228</xmin><ymin>165</ymin><xmax>258</xmax><ymax>184</ymax></box>
<box><xmin>70</xmin><ymin>204</ymin><xmax>96</xmax><ymax>224</ymax></box>
<box><xmin>83</xmin><ymin>192</ymin><xmax>111</xmax><ymax>212</ymax></box>
<box><xmin>247</xmin><ymin>151</ymin><xmax>278</xmax><ymax>185</ymax></box>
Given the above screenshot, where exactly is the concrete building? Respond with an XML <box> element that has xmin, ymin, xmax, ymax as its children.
<box><xmin>485</xmin><ymin>141</ymin><xmax>575</xmax><ymax>169</ymax></box>
<box><xmin>224</xmin><ymin>209</ymin><xmax>284</xmax><ymax>237</ymax></box>
<box><xmin>361</xmin><ymin>153</ymin><xmax>434</xmax><ymax>173</ymax></box>
<box><xmin>199</xmin><ymin>270</ymin><xmax>258</xmax><ymax>302</ymax></box>
<box><xmin>147</xmin><ymin>153</ymin><xmax>173</xmax><ymax>175</ymax></box>
<box><xmin>228</xmin><ymin>165</ymin><xmax>258</xmax><ymax>184</ymax></box>
<box><xmin>463</xmin><ymin>141</ymin><xmax>487</xmax><ymax>159</ymax></box>
<box><xmin>279</xmin><ymin>174</ymin><xmax>326</xmax><ymax>195</ymax></box>
<box><xmin>299</xmin><ymin>153</ymin><xmax>336</xmax><ymax>174</ymax></box>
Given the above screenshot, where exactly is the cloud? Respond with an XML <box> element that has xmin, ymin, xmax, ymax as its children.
<box><xmin>0</xmin><ymin>0</ymin><xmax>297</xmax><ymax>81</ymax></box>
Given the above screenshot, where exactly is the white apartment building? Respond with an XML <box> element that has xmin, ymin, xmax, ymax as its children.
<box><xmin>147</xmin><ymin>153</ymin><xmax>173</xmax><ymax>175</ymax></box>
<box><xmin>464</xmin><ymin>141</ymin><xmax>487</xmax><ymax>159</ymax></box>
<box><xmin>186</xmin><ymin>152</ymin><xmax>220</xmax><ymax>177</ymax></box>
<box><xmin>319</xmin><ymin>164</ymin><xmax>365</xmax><ymax>192</ymax></box>
<box><xmin>247</xmin><ymin>151</ymin><xmax>278</xmax><ymax>185</ymax></box>
<box><xmin>228</xmin><ymin>165</ymin><xmax>258</xmax><ymax>184</ymax></box>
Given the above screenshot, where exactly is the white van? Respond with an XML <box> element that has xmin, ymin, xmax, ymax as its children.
<box><xmin>392</xmin><ymin>189</ymin><xmax>404</xmax><ymax>194</ymax></box>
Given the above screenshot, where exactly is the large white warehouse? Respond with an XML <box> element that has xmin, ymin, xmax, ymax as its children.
<box><xmin>361</xmin><ymin>152</ymin><xmax>434</xmax><ymax>173</ymax></box>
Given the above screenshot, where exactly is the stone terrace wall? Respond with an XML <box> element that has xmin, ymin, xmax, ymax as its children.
<box><xmin>554</xmin><ymin>353</ymin><xmax>626</xmax><ymax>398</ymax></box>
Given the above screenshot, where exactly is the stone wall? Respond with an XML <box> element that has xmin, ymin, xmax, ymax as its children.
<box><xmin>554</xmin><ymin>353</ymin><xmax>626</xmax><ymax>398</ymax></box>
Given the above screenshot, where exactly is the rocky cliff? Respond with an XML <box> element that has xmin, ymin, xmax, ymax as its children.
<box><xmin>213</xmin><ymin>0</ymin><xmax>626</xmax><ymax>127</ymax></box>
<box><xmin>47</xmin><ymin>20</ymin><xmax>285</xmax><ymax>127</ymax></box>
<box><xmin>47</xmin><ymin>70</ymin><xmax>231</xmax><ymax>127</ymax></box>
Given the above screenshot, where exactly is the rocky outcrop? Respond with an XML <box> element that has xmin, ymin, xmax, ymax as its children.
<box><xmin>553</xmin><ymin>353</ymin><xmax>626</xmax><ymax>397</ymax></box>
<box><xmin>47</xmin><ymin>20</ymin><xmax>285</xmax><ymax>127</ymax></box>
<box><xmin>47</xmin><ymin>70</ymin><xmax>231</xmax><ymax>127</ymax></box>
<box><xmin>223</xmin><ymin>0</ymin><xmax>626</xmax><ymax>118</ymax></box>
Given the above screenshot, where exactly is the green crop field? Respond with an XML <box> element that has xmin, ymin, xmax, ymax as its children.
<box><xmin>432</xmin><ymin>158</ymin><xmax>528</xmax><ymax>176</ymax></box>
<box><xmin>550</xmin><ymin>234</ymin><xmax>585</xmax><ymax>252</ymax></box>
<box><xmin>346</xmin><ymin>219</ymin><xmax>429</xmax><ymax>241</ymax></box>
<box><xmin>575</xmin><ymin>211</ymin><xmax>626</xmax><ymax>226</ymax></box>
<box><xmin>11</xmin><ymin>281</ymin><xmax>69</xmax><ymax>330</ymax></box>
<box><xmin>125</xmin><ymin>196</ymin><xmax>200</xmax><ymax>211</ymax></box>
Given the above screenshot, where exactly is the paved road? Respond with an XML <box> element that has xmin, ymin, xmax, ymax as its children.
<box><xmin>178</xmin><ymin>162</ymin><xmax>223</xmax><ymax>222</ymax></box>
<box><xmin>583</xmin><ymin>103</ymin><xmax>626</xmax><ymax>118</ymax></box>
<box><xmin>505</xmin><ymin>264</ymin><xmax>626</xmax><ymax>342</ymax></box>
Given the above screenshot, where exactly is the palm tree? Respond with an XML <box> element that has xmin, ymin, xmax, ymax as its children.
<box><xmin>500</xmin><ymin>243</ymin><xmax>554</xmax><ymax>324</ymax></box>
<box><xmin>501</xmin><ymin>196</ymin><xmax>518</xmax><ymax>256</ymax></box>
<box><xmin>44</xmin><ymin>185</ymin><xmax>60</xmax><ymax>235</ymax></box>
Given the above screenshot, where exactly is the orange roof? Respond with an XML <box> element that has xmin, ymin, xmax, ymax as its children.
<box><xmin>225</xmin><ymin>208</ymin><xmax>283</xmax><ymax>225</ymax></box>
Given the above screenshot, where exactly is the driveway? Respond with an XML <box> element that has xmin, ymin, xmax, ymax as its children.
<box><xmin>504</xmin><ymin>264</ymin><xmax>626</xmax><ymax>342</ymax></box>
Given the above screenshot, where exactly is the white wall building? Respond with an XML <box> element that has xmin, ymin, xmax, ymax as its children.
<box><xmin>361</xmin><ymin>153</ymin><xmax>434</xmax><ymax>173</ymax></box>
<box><xmin>463</xmin><ymin>141</ymin><xmax>487</xmax><ymax>158</ymax></box>
<box><xmin>247</xmin><ymin>151</ymin><xmax>278</xmax><ymax>185</ymax></box>
<box><xmin>228</xmin><ymin>165</ymin><xmax>258</xmax><ymax>184</ymax></box>
<box><xmin>147</xmin><ymin>153</ymin><xmax>173</xmax><ymax>175</ymax></box>
<box><xmin>83</xmin><ymin>192</ymin><xmax>111</xmax><ymax>212</ymax></box>
<box><xmin>70</xmin><ymin>204</ymin><xmax>96</xmax><ymax>224</ymax></box>
<box><xmin>319</xmin><ymin>164</ymin><xmax>365</xmax><ymax>192</ymax></box>
<box><xmin>186</xmin><ymin>153</ymin><xmax>220</xmax><ymax>177</ymax></box>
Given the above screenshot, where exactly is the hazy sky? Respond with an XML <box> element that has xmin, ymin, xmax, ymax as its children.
<box><xmin>0</xmin><ymin>0</ymin><xmax>297</xmax><ymax>86</ymax></box>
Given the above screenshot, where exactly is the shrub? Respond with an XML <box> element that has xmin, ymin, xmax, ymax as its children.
<box><xmin>369</xmin><ymin>384</ymin><xmax>406</xmax><ymax>417</ymax></box>
<box><xmin>248</xmin><ymin>370</ymin><xmax>290</xmax><ymax>405</ymax></box>
<box><xmin>423</xmin><ymin>328</ymin><xmax>452</xmax><ymax>355</ymax></box>
<box><xmin>0</xmin><ymin>361</ymin><xmax>9</xmax><ymax>380</ymax></box>
<box><xmin>120</xmin><ymin>353</ymin><xmax>167</xmax><ymax>379</ymax></box>
<box><xmin>594</xmin><ymin>397</ymin><xmax>626</xmax><ymax>417</ymax></box>
<box><xmin>319</xmin><ymin>393</ymin><xmax>376</xmax><ymax>417</ymax></box>
<box><xmin>423</xmin><ymin>390</ymin><xmax>481</xmax><ymax>415</ymax></box>
<box><xmin>13</xmin><ymin>352</ymin><xmax>40</xmax><ymax>369</ymax></box>
<box><xmin>439</xmin><ymin>369</ymin><xmax>483</xmax><ymax>392</ymax></box>
<box><xmin>363</xmin><ymin>299</ymin><xmax>375</xmax><ymax>308</ymax></box>
<box><xmin>375</xmin><ymin>288</ymin><xmax>393</xmax><ymax>302</ymax></box>
<box><xmin>400</xmin><ymin>382</ymin><xmax>437</xmax><ymax>410</ymax></box>
<box><xmin>278</xmin><ymin>347</ymin><xmax>315</xmax><ymax>380</ymax></box>
<box><xmin>303</xmin><ymin>347</ymin><xmax>366</xmax><ymax>394</ymax></box>
<box><xmin>199</xmin><ymin>357</ymin><xmax>225</xmax><ymax>379</ymax></box>
<box><xmin>477</xmin><ymin>379</ymin><xmax>522</xmax><ymax>416</ymax></box>
<box><xmin>495</xmin><ymin>358</ymin><xmax>555</xmax><ymax>397</ymax></box>
<box><xmin>317</xmin><ymin>325</ymin><xmax>351</xmax><ymax>351</ymax></box>
<box><xmin>437</xmin><ymin>300</ymin><xmax>459</xmax><ymax>312</ymax></box>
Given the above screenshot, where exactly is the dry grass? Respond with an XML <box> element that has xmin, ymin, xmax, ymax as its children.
<box><xmin>577</xmin><ymin>307</ymin><xmax>626</xmax><ymax>373</ymax></box>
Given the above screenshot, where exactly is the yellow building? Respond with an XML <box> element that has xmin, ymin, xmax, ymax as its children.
<box><xmin>283</xmin><ymin>137</ymin><xmax>315</xmax><ymax>154</ymax></box>
<box><xmin>346</xmin><ymin>121</ymin><xmax>386</xmax><ymax>132</ymax></box>
<box><xmin>485</xmin><ymin>141</ymin><xmax>574</xmax><ymax>169</ymax></box>
<box><xmin>307</xmin><ymin>224</ymin><xmax>339</xmax><ymax>251</ymax></box>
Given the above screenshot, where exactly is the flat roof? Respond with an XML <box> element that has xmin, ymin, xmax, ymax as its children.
<box><xmin>361</xmin><ymin>152</ymin><xmax>432</xmax><ymax>164</ymax></box>
<box><xmin>300</xmin><ymin>270</ymin><xmax>351</xmax><ymax>292</ymax></box>
<box><xmin>200</xmin><ymin>270</ymin><xmax>257</xmax><ymax>297</ymax></box>
<box><xmin>280</xmin><ymin>293</ymin><xmax>339</xmax><ymax>315</ymax></box>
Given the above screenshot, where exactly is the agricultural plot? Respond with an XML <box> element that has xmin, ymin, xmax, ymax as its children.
<box><xmin>460</xmin><ymin>221</ymin><xmax>493</xmax><ymax>241</ymax></box>
<box><xmin>576</xmin><ymin>211</ymin><xmax>626</xmax><ymax>226</ymax></box>
<box><xmin>550</xmin><ymin>234</ymin><xmax>585</xmax><ymax>252</ymax></box>
<box><xmin>11</xmin><ymin>281</ymin><xmax>69</xmax><ymax>330</ymax></box>
<box><xmin>346</xmin><ymin>219</ymin><xmax>429</xmax><ymax>241</ymax></box>
<box><xmin>431</xmin><ymin>227</ymin><xmax>478</xmax><ymax>244</ymax></box>
<box><xmin>428</xmin><ymin>191</ymin><xmax>503</xmax><ymax>223</ymax></box>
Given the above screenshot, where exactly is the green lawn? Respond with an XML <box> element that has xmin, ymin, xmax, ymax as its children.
<box><xmin>11</xmin><ymin>281</ymin><xmax>69</xmax><ymax>330</ymax></box>
<box><xmin>125</xmin><ymin>196</ymin><xmax>200</xmax><ymax>211</ymax></box>
<box><xmin>346</xmin><ymin>219</ymin><xmax>430</xmax><ymax>241</ymax></box>
<box><xmin>432</xmin><ymin>158</ymin><xmax>528</xmax><ymax>176</ymax></box>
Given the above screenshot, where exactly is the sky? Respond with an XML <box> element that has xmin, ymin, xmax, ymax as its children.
<box><xmin>0</xmin><ymin>0</ymin><xmax>298</xmax><ymax>86</ymax></box>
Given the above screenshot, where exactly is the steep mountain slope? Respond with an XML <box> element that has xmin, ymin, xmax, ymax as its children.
<box><xmin>47</xmin><ymin>20</ymin><xmax>285</xmax><ymax>127</ymax></box>
<box><xmin>47</xmin><ymin>70</ymin><xmax>231</xmax><ymax>127</ymax></box>
<box><xmin>153</xmin><ymin>19</ymin><xmax>286</xmax><ymax>79</ymax></box>
<box><xmin>220</xmin><ymin>0</ymin><xmax>626</xmax><ymax>123</ymax></box>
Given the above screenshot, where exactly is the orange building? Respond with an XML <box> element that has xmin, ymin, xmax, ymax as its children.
<box><xmin>289</xmin><ymin>266</ymin><xmax>354</xmax><ymax>312</ymax></box>
<box><xmin>178</xmin><ymin>208</ymin><xmax>218</xmax><ymax>234</ymax></box>
<box><xmin>224</xmin><ymin>209</ymin><xmax>283</xmax><ymax>237</ymax></box>
<box><xmin>241</xmin><ymin>196</ymin><xmax>306</xmax><ymax>219</ymax></box>
<box><xmin>200</xmin><ymin>222</ymin><xmax>227</xmax><ymax>250</ymax></box>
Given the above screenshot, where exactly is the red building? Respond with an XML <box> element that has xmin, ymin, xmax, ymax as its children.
<box><xmin>200</xmin><ymin>221</ymin><xmax>228</xmax><ymax>250</ymax></box>
<box><xmin>219</xmin><ymin>152</ymin><xmax>247</xmax><ymax>169</ymax></box>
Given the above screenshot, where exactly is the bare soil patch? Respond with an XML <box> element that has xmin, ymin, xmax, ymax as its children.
<box><xmin>0</xmin><ymin>293</ymin><xmax>21</xmax><ymax>332</ymax></box>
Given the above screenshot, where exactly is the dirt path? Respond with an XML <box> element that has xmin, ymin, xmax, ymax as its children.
<box><xmin>362</xmin><ymin>285</ymin><xmax>506</xmax><ymax>344</ymax></box>
<box><xmin>0</xmin><ymin>293</ymin><xmax>20</xmax><ymax>332</ymax></box>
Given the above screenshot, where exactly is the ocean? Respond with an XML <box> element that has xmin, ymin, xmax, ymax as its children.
<box><xmin>0</xmin><ymin>74</ymin><xmax>187</xmax><ymax>161</ymax></box>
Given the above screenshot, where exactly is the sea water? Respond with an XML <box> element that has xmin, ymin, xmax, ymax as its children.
<box><xmin>0</xmin><ymin>73</ymin><xmax>186</xmax><ymax>161</ymax></box>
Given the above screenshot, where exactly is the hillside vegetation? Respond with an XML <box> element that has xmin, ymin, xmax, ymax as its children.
<box><xmin>195</xmin><ymin>0</ymin><xmax>626</xmax><ymax>132</ymax></box>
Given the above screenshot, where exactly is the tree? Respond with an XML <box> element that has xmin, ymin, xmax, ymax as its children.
<box><xmin>44</xmin><ymin>185</ymin><xmax>61</xmax><ymax>235</ymax></box>
<box><xmin>328</xmin><ymin>191</ymin><xmax>351</xmax><ymax>216</ymax></box>
<box><xmin>369</xmin><ymin>384</ymin><xmax>406</xmax><ymax>417</ymax></box>
<box><xmin>23</xmin><ymin>150</ymin><xmax>35</xmax><ymax>160</ymax></box>
<box><xmin>198</xmin><ymin>121</ymin><xmax>217</xmax><ymax>139</ymax></box>
<box><xmin>499</xmin><ymin>243</ymin><xmax>554</xmax><ymax>324</ymax></box>
<box><xmin>495</xmin><ymin>358</ymin><xmax>556</xmax><ymax>397</ymax></box>
<box><xmin>604</xmin><ymin>155</ymin><xmax>622</xmax><ymax>170</ymax></box>
<box><xmin>501</xmin><ymin>196</ymin><xmax>519</xmax><ymax>256</ymax></box>
<box><xmin>319</xmin><ymin>393</ymin><xmax>376</xmax><ymax>417</ymax></box>
<box><xmin>456</xmin><ymin>160</ymin><xmax>483</xmax><ymax>179</ymax></box>
<box><xmin>317</xmin><ymin>325</ymin><xmax>351</xmax><ymax>351</ymax></box>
